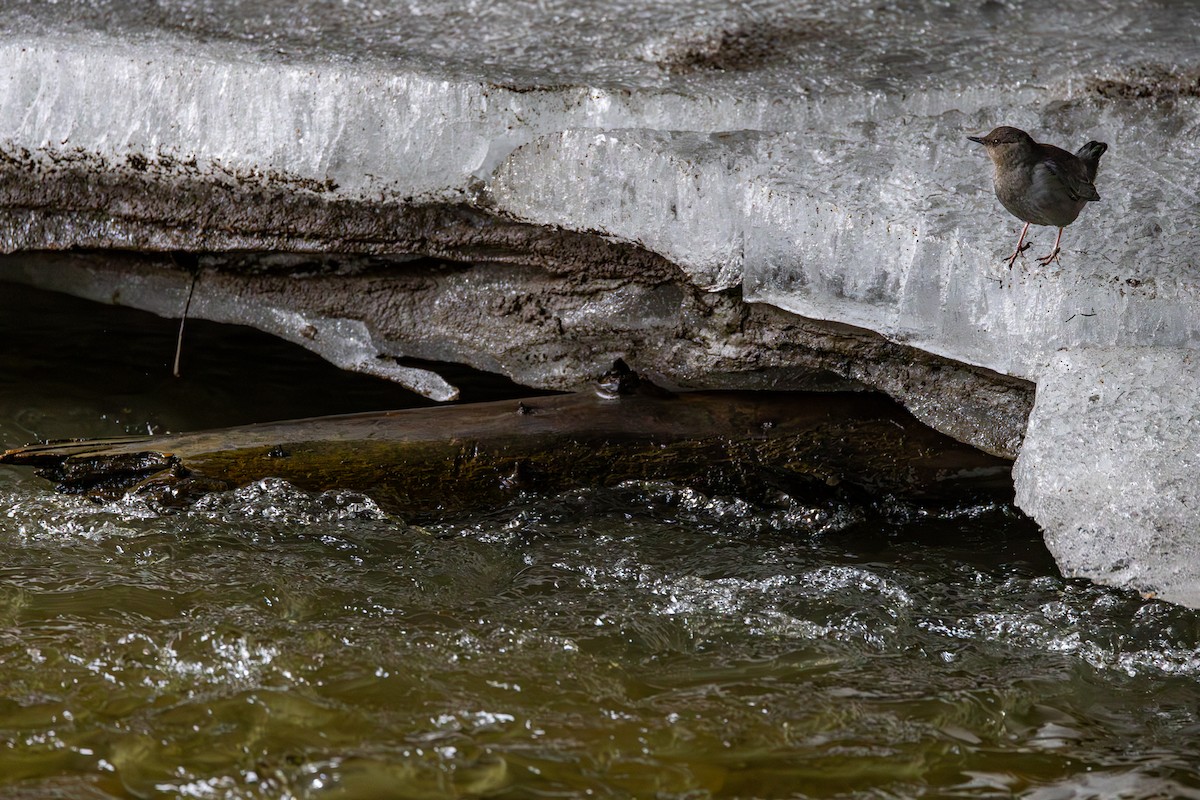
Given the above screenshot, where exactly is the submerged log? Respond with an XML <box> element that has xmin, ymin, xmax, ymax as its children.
<box><xmin>2</xmin><ymin>385</ymin><xmax>1013</xmax><ymax>518</ymax></box>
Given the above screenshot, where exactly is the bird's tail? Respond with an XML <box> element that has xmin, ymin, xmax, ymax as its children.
<box><xmin>1075</xmin><ymin>141</ymin><xmax>1108</xmax><ymax>183</ymax></box>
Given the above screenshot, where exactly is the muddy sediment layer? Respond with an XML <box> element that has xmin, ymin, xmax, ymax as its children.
<box><xmin>0</xmin><ymin>144</ymin><xmax>1031</xmax><ymax>458</ymax></box>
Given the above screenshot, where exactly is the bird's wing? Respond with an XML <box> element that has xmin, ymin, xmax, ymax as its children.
<box><xmin>1043</xmin><ymin>148</ymin><xmax>1101</xmax><ymax>202</ymax></box>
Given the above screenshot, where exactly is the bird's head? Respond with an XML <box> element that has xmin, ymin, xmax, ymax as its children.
<box><xmin>968</xmin><ymin>126</ymin><xmax>1036</xmax><ymax>163</ymax></box>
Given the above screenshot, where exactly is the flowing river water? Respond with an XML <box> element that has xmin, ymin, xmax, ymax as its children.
<box><xmin>2</xmin><ymin>283</ymin><xmax>1200</xmax><ymax>799</ymax></box>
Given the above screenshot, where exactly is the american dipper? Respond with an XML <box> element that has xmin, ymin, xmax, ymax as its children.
<box><xmin>968</xmin><ymin>126</ymin><xmax>1107</xmax><ymax>268</ymax></box>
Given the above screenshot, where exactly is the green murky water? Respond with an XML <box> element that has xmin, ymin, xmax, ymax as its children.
<box><xmin>3</xmin><ymin>283</ymin><xmax>1200</xmax><ymax>799</ymax></box>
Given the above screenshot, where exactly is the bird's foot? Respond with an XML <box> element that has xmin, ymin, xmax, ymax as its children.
<box><xmin>1004</xmin><ymin>241</ymin><xmax>1031</xmax><ymax>269</ymax></box>
<box><xmin>1036</xmin><ymin>247</ymin><xmax>1062</xmax><ymax>267</ymax></box>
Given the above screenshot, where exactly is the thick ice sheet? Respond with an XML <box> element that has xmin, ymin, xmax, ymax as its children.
<box><xmin>1014</xmin><ymin>349</ymin><xmax>1200</xmax><ymax>607</ymax></box>
<box><xmin>491</xmin><ymin>117</ymin><xmax>1200</xmax><ymax>380</ymax></box>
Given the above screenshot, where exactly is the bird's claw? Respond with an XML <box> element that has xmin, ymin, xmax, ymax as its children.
<box><xmin>1004</xmin><ymin>240</ymin><xmax>1033</xmax><ymax>269</ymax></box>
<box><xmin>1036</xmin><ymin>248</ymin><xmax>1062</xmax><ymax>267</ymax></box>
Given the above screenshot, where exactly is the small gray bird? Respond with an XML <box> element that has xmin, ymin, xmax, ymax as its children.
<box><xmin>968</xmin><ymin>126</ymin><xmax>1107</xmax><ymax>268</ymax></box>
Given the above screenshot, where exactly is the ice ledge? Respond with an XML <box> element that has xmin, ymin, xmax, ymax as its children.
<box><xmin>1015</xmin><ymin>348</ymin><xmax>1200</xmax><ymax>607</ymax></box>
<box><xmin>491</xmin><ymin>118</ymin><xmax>1200</xmax><ymax>384</ymax></box>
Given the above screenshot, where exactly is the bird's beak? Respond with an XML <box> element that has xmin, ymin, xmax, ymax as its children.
<box><xmin>967</xmin><ymin>135</ymin><xmax>986</xmax><ymax>145</ymax></box>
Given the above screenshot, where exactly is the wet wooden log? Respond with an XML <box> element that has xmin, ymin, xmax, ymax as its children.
<box><xmin>1</xmin><ymin>388</ymin><xmax>1013</xmax><ymax>518</ymax></box>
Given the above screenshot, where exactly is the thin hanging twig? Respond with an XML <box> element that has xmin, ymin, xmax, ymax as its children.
<box><xmin>173</xmin><ymin>268</ymin><xmax>200</xmax><ymax>378</ymax></box>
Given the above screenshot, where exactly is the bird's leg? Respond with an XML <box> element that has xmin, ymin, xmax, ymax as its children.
<box><xmin>1005</xmin><ymin>222</ymin><xmax>1031</xmax><ymax>269</ymax></box>
<box><xmin>1037</xmin><ymin>227</ymin><xmax>1064</xmax><ymax>266</ymax></box>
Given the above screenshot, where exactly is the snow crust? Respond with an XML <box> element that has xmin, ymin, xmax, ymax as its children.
<box><xmin>1</xmin><ymin>0</ymin><xmax>1200</xmax><ymax>601</ymax></box>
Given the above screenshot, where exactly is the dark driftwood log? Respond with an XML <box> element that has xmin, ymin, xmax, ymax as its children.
<box><xmin>1</xmin><ymin>390</ymin><xmax>1013</xmax><ymax>518</ymax></box>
